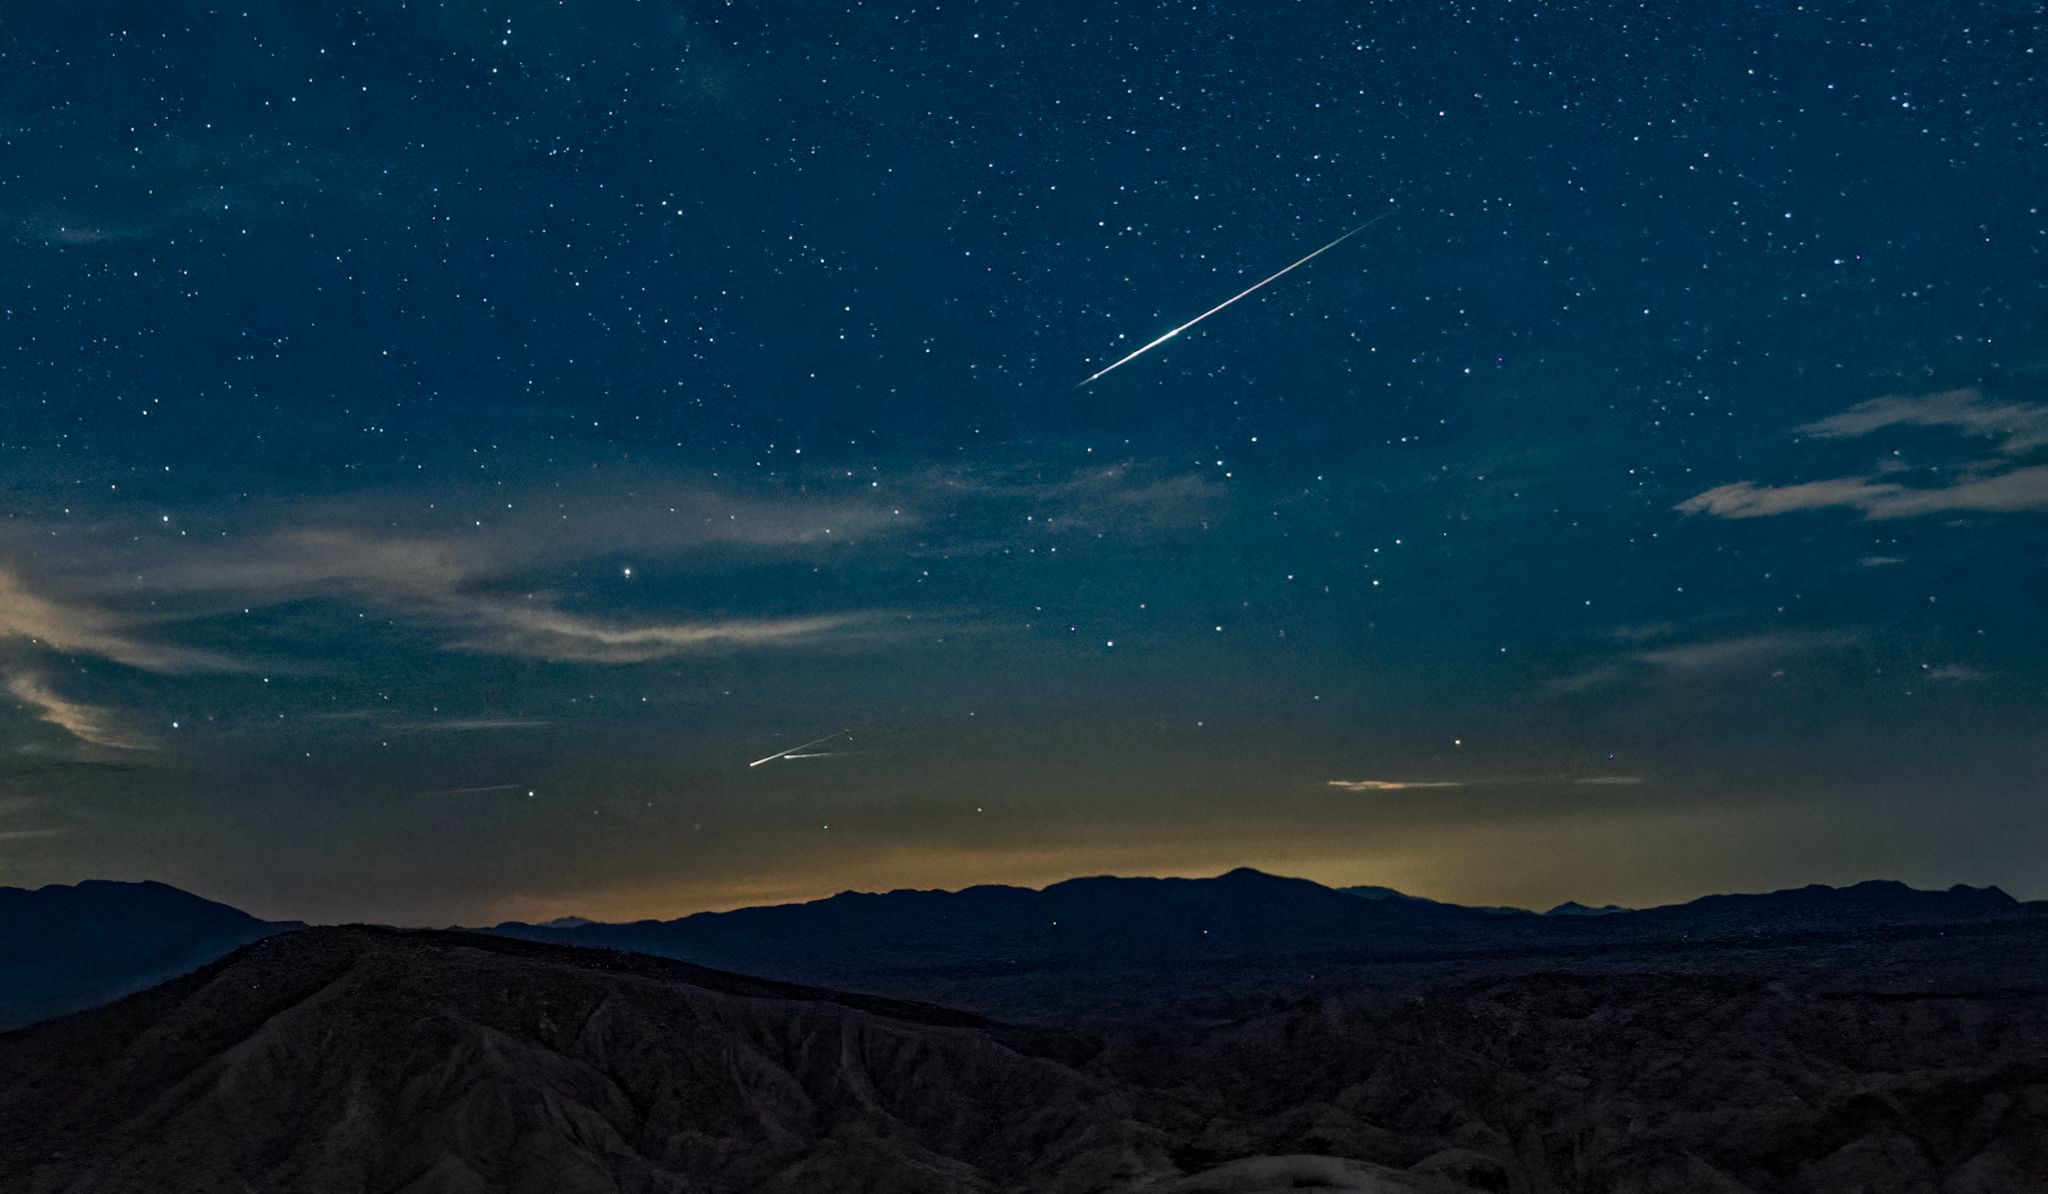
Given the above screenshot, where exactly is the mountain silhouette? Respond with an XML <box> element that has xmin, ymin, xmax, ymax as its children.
<box><xmin>2</xmin><ymin>871</ymin><xmax>2023</xmax><ymax>1033</ymax></box>
<box><xmin>487</xmin><ymin>868</ymin><xmax>1503</xmax><ymax>993</ymax></box>
<box><xmin>0</xmin><ymin>879</ymin><xmax>298</xmax><ymax>1031</ymax></box>
<box><xmin>1544</xmin><ymin>900</ymin><xmax>1631</xmax><ymax>915</ymax></box>
<box><xmin>1606</xmin><ymin>879</ymin><xmax>2018</xmax><ymax>936</ymax></box>
<box><xmin>490</xmin><ymin>869</ymin><xmax>2022</xmax><ymax>1000</ymax></box>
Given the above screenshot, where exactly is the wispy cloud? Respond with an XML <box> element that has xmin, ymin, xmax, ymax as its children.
<box><xmin>1677</xmin><ymin>466</ymin><xmax>2048</xmax><ymax>520</ymax></box>
<box><xmin>1327</xmin><ymin>779</ymin><xmax>1464</xmax><ymax>792</ymax></box>
<box><xmin>0</xmin><ymin>460</ymin><xmax>1196</xmax><ymax>674</ymax></box>
<box><xmin>152</xmin><ymin>528</ymin><xmax>891</xmax><ymax>664</ymax></box>
<box><xmin>0</xmin><ymin>569</ymin><xmax>239</xmax><ymax>673</ymax></box>
<box><xmin>1328</xmin><ymin>775</ymin><xmax>1643</xmax><ymax>792</ymax></box>
<box><xmin>922</xmin><ymin>461</ymin><xmax>1219</xmax><ymax>536</ymax></box>
<box><xmin>444</xmin><ymin>603</ymin><xmax>887</xmax><ymax>664</ymax></box>
<box><xmin>1921</xmin><ymin>664</ymin><xmax>1986</xmax><ymax>683</ymax></box>
<box><xmin>1548</xmin><ymin>664</ymin><xmax>1628</xmax><ymax>694</ymax></box>
<box><xmin>416</xmin><ymin>717</ymin><xmax>554</xmax><ymax>732</ymax></box>
<box><xmin>1796</xmin><ymin>388</ymin><xmax>2048</xmax><ymax>455</ymax></box>
<box><xmin>1680</xmin><ymin>388</ymin><xmax>2048</xmax><ymax>521</ymax></box>
<box><xmin>5</xmin><ymin>671</ymin><xmax>147</xmax><ymax>751</ymax></box>
<box><xmin>1553</xmin><ymin>631</ymin><xmax>1853</xmax><ymax>694</ymax></box>
<box><xmin>3</xmin><ymin>476</ymin><xmax>917</xmax><ymax>669</ymax></box>
<box><xmin>1633</xmin><ymin>631</ymin><xmax>1853</xmax><ymax>672</ymax></box>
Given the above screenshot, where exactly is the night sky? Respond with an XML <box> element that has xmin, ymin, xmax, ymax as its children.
<box><xmin>3</xmin><ymin>1</ymin><xmax>2044</xmax><ymax>925</ymax></box>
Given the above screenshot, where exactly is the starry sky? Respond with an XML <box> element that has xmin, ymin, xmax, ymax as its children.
<box><xmin>2</xmin><ymin>1</ymin><xmax>2044</xmax><ymax>925</ymax></box>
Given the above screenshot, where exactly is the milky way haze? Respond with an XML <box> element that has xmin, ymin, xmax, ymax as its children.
<box><xmin>1</xmin><ymin>1</ymin><xmax>2043</xmax><ymax>924</ymax></box>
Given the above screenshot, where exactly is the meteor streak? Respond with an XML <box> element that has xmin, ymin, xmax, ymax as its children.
<box><xmin>749</xmin><ymin>731</ymin><xmax>846</xmax><ymax>767</ymax></box>
<box><xmin>1077</xmin><ymin>208</ymin><xmax>1395</xmax><ymax>386</ymax></box>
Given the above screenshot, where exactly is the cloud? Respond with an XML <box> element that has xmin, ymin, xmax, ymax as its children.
<box><xmin>1677</xmin><ymin>477</ymin><xmax>1905</xmax><ymax>519</ymax></box>
<box><xmin>0</xmin><ymin>569</ymin><xmax>239</xmax><ymax>673</ymax></box>
<box><xmin>0</xmin><ymin>460</ymin><xmax>1185</xmax><ymax>673</ymax></box>
<box><xmin>1327</xmin><ymin>779</ymin><xmax>1464</xmax><ymax>792</ymax></box>
<box><xmin>1796</xmin><ymin>388</ymin><xmax>2048</xmax><ymax>454</ymax></box>
<box><xmin>5</xmin><ymin>672</ymin><xmax>147</xmax><ymax>751</ymax></box>
<box><xmin>14</xmin><ymin>196</ymin><xmax>229</xmax><ymax>248</ymax></box>
<box><xmin>1633</xmin><ymin>631</ymin><xmax>1852</xmax><ymax>673</ymax></box>
<box><xmin>1554</xmin><ymin>632</ymin><xmax>1852</xmax><ymax>694</ymax></box>
<box><xmin>922</xmin><ymin>461</ymin><xmax>1219</xmax><ymax>536</ymax></box>
<box><xmin>9</xmin><ymin>476</ymin><xmax>918</xmax><ymax>668</ymax></box>
<box><xmin>150</xmin><ymin>526</ymin><xmax>891</xmax><ymax>665</ymax></box>
<box><xmin>1677</xmin><ymin>466</ymin><xmax>2048</xmax><ymax>520</ymax></box>
<box><xmin>1680</xmin><ymin>388</ymin><xmax>2048</xmax><ymax>521</ymax></box>
<box><xmin>417</xmin><ymin>718</ymin><xmax>554</xmax><ymax>732</ymax></box>
<box><xmin>1329</xmin><ymin>775</ymin><xmax>1646</xmax><ymax>792</ymax></box>
<box><xmin>444</xmin><ymin>603</ymin><xmax>886</xmax><ymax>664</ymax></box>
<box><xmin>144</xmin><ymin>529</ymin><xmax>480</xmax><ymax>603</ymax></box>
<box><xmin>1548</xmin><ymin>665</ymin><xmax>1628</xmax><ymax>694</ymax></box>
<box><xmin>1921</xmin><ymin>664</ymin><xmax>1986</xmax><ymax>683</ymax></box>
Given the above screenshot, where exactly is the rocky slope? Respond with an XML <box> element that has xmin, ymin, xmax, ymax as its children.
<box><xmin>6</xmin><ymin>920</ymin><xmax>2048</xmax><ymax>1192</ymax></box>
<box><xmin>1129</xmin><ymin>963</ymin><xmax>2048</xmax><ymax>1192</ymax></box>
<box><xmin>0</xmin><ymin>926</ymin><xmax>1167</xmax><ymax>1194</ymax></box>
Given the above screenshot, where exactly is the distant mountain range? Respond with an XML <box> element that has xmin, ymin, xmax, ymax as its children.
<box><xmin>1545</xmin><ymin>900</ymin><xmax>1631</xmax><ymax>916</ymax></box>
<box><xmin>0</xmin><ymin>879</ymin><xmax>299</xmax><ymax>1031</ymax></box>
<box><xmin>486</xmin><ymin>870</ymin><xmax>2025</xmax><ymax>1007</ymax></box>
<box><xmin>1338</xmin><ymin>884</ymin><xmax>1532</xmax><ymax>915</ymax></box>
<box><xmin>1</xmin><ymin>870</ymin><xmax>2029</xmax><ymax>1032</ymax></box>
<box><xmin>490</xmin><ymin>867</ymin><xmax>1494</xmax><ymax>982</ymax></box>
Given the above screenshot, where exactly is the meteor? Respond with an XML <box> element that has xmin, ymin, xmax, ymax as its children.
<box><xmin>749</xmin><ymin>731</ymin><xmax>846</xmax><ymax>767</ymax></box>
<box><xmin>1077</xmin><ymin>207</ymin><xmax>1396</xmax><ymax>387</ymax></box>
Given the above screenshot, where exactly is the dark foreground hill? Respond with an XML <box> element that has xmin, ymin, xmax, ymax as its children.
<box><xmin>0</xmin><ymin>927</ymin><xmax>1157</xmax><ymax>1194</ymax></box>
<box><xmin>5</xmin><ymin>922</ymin><xmax>2048</xmax><ymax>1192</ymax></box>
<box><xmin>0</xmin><ymin>879</ymin><xmax>298</xmax><ymax>1030</ymax></box>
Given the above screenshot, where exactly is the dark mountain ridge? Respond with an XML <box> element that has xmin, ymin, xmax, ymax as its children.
<box><xmin>491</xmin><ymin>869</ymin><xmax>2021</xmax><ymax>983</ymax></box>
<box><xmin>1545</xmin><ymin>899</ymin><xmax>1631</xmax><ymax>915</ymax></box>
<box><xmin>1616</xmin><ymin>878</ymin><xmax>2018</xmax><ymax>934</ymax></box>
<box><xmin>4</xmin><ymin>872</ymin><xmax>2023</xmax><ymax>1034</ymax></box>
<box><xmin>0</xmin><ymin>878</ymin><xmax>298</xmax><ymax>1031</ymax></box>
<box><xmin>487</xmin><ymin>867</ymin><xmax>1511</xmax><ymax>990</ymax></box>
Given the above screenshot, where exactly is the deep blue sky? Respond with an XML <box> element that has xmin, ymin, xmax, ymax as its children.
<box><xmin>2</xmin><ymin>0</ymin><xmax>2043</xmax><ymax>923</ymax></box>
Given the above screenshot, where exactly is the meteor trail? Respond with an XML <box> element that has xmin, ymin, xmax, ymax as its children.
<box><xmin>1077</xmin><ymin>208</ymin><xmax>1395</xmax><ymax>387</ymax></box>
<box><xmin>749</xmin><ymin>731</ymin><xmax>845</xmax><ymax>767</ymax></box>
